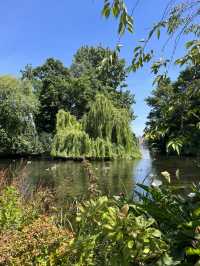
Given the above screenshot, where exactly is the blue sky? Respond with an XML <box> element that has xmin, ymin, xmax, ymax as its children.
<box><xmin>0</xmin><ymin>0</ymin><xmax>188</xmax><ymax>135</ymax></box>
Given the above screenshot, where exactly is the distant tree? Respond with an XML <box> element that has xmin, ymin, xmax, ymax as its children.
<box><xmin>51</xmin><ymin>94</ymin><xmax>140</xmax><ymax>159</ymax></box>
<box><xmin>22</xmin><ymin>48</ymin><xmax>135</xmax><ymax>133</ymax></box>
<box><xmin>70</xmin><ymin>45</ymin><xmax>127</xmax><ymax>89</ymax></box>
<box><xmin>0</xmin><ymin>76</ymin><xmax>39</xmax><ymax>154</ymax></box>
<box><xmin>22</xmin><ymin>58</ymin><xmax>72</xmax><ymax>133</ymax></box>
<box><xmin>70</xmin><ymin>45</ymin><xmax>135</xmax><ymax>115</ymax></box>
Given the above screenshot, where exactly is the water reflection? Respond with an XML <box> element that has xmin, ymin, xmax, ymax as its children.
<box><xmin>0</xmin><ymin>145</ymin><xmax>199</xmax><ymax>201</ymax></box>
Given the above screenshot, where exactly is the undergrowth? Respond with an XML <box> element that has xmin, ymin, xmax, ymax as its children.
<box><xmin>0</xmin><ymin>161</ymin><xmax>200</xmax><ymax>265</ymax></box>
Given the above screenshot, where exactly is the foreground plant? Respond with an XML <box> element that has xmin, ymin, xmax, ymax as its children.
<box><xmin>135</xmin><ymin>174</ymin><xmax>200</xmax><ymax>265</ymax></box>
<box><xmin>70</xmin><ymin>196</ymin><xmax>167</xmax><ymax>266</ymax></box>
<box><xmin>0</xmin><ymin>216</ymin><xmax>72</xmax><ymax>266</ymax></box>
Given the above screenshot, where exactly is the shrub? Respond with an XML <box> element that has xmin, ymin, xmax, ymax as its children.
<box><xmin>0</xmin><ymin>186</ymin><xmax>23</xmax><ymax>231</ymax></box>
<box><xmin>136</xmin><ymin>174</ymin><xmax>200</xmax><ymax>265</ymax></box>
<box><xmin>69</xmin><ymin>196</ymin><xmax>168</xmax><ymax>265</ymax></box>
<box><xmin>0</xmin><ymin>216</ymin><xmax>72</xmax><ymax>266</ymax></box>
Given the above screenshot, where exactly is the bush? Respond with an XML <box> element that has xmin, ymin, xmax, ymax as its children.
<box><xmin>0</xmin><ymin>216</ymin><xmax>72</xmax><ymax>265</ymax></box>
<box><xmin>0</xmin><ymin>186</ymin><xmax>23</xmax><ymax>231</ymax></box>
<box><xmin>69</xmin><ymin>196</ymin><xmax>167</xmax><ymax>266</ymax></box>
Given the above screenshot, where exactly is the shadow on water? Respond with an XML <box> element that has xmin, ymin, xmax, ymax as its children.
<box><xmin>0</xmin><ymin>144</ymin><xmax>199</xmax><ymax>202</ymax></box>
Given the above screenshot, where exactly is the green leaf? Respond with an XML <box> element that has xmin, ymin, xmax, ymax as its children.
<box><xmin>112</xmin><ymin>3</ymin><xmax>120</xmax><ymax>17</ymax></box>
<box><xmin>152</xmin><ymin>229</ymin><xmax>161</xmax><ymax>237</ymax></box>
<box><xmin>156</xmin><ymin>253</ymin><xmax>179</xmax><ymax>265</ymax></box>
<box><xmin>157</xmin><ymin>28</ymin><xmax>161</xmax><ymax>39</ymax></box>
<box><xmin>161</xmin><ymin>171</ymin><xmax>171</xmax><ymax>183</ymax></box>
<box><xmin>127</xmin><ymin>240</ymin><xmax>134</xmax><ymax>249</ymax></box>
<box><xmin>102</xmin><ymin>3</ymin><xmax>110</xmax><ymax>18</ymax></box>
<box><xmin>185</xmin><ymin>247</ymin><xmax>200</xmax><ymax>256</ymax></box>
<box><xmin>143</xmin><ymin>247</ymin><xmax>150</xmax><ymax>254</ymax></box>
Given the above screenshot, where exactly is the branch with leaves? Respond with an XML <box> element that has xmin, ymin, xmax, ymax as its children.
<box><xmin>101</xmin><ymin>0</ymin><xmax>200</xmax><ymax>83</ymax></box>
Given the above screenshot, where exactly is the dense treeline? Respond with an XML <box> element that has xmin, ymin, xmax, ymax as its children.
<box><xmin>0</xmin><ymin>46</ymin><xmax>139</xmax><ymax>158</ymax></box>
<box><xmin>144</xmin><ymin>65</ymin><xmax>200</xmax><ymax>156</ymax></box>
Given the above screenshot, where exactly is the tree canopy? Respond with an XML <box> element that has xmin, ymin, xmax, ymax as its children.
<box><xmin>22</xmin><ymin>46</ymin><xmax>135</xmax><ymax>133</ymax></box>
<box><xmin>144</xmin><ymin>65</ymin><xmax>200</xmax><ymax>155</ymax></box>
<box><xmin>0</xmin><ymin>45</ymin><xmax>138</xmax><ymax>158</ymax></box>
<box><xmin>70</xmin><ymin>45</ymin><xmax>127</xmax><ymax>89</ymax></box>
<box><xmin>0</xmin><ymin>76</ymin><xmax>39</xmax><ymax>154</ymax></box>
<box><xmin>51</xmin><ymin>94</ymin><xmax>140</xmax><ymax>159</ymax></box>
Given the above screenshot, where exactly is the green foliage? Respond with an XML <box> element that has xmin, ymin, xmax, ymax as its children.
<box><xmin>0</xmin><ymin>182</ymin><xmax>71</xmax><ymax>265</ymax></box>
<box><xmin>71</xmin><ymin>196</ymin><xmax>167</xmax><ymax>266</ymax></box>
<box><xmin>83</xmin><ymin>94</ymin><xmax>137</xmax><ymax>152</ymax></box>
<box><xmin>22</xmin><ymin>58</ymin><xmax>100</xmax><ymax>133</ymax></box>
<box><xmin>135</xmin><ymin>174</ymin><xmax>200</xmax><ymax>265</ymax></box>
<box><xmin>70</xmin><ymin>45</ymin><xmax>135</xmax><ymax>116</ymax></box>
<box><xmin>38</xmin><ymin>132</ymin><xmax>54</xmax><ymax>154</ymax></box>
<box><xmin>0</xmin><ymin>186</ymin><xmax>23</xmax><ymax>231</ymax></box>
<box><xmin>101</xmin><ymin>0</ymin><xmax>134</xmax><ymax>35</ymax></box>
<box><xmin>22</xmin><ymin>48</ymin><xmax>135</xmax><ymax>134</ymax></box>
<box><xmin>51</xmin><ymin>109</ymin><xmax>91</xmax><ymax>158</ymax></box>
<box><xmin>12</xmin><ymin>47</ymin><xmax>136</xmax><ymax>156</ymax></box>
<box><xmin>22</xmin><ymin>58</ymin><xmax>72</xmax><ymax>133</ymax></box>
<box><xmin>101</xmin><ymin>0</ymin><xmax>200</xmax><ymax>83</ymax></box>
<box><xmin>1</xmin><ymin>170</ymin><xmax>200</xmax><ymax>265</ymax></box>
<box><xmin>0</xmin><ymin>216</ymin><xmax>71</xmax><ymax>266</ymax></box>
<box><xmin>0</xmin><ymin>75</ymin><xmax>39</xmax><ymax>154</ymax></box>
<box><xmin>71</xmin><ymin>45</ymin><xmax>127</xmax><ymax>89</ymax></box>
<box><xmin>166</xmin><ymin>138</ymin><xmax>183</xmax><ymax>155</ymax></box>
<box><xmin>144</xmin><ymin>65</ymin><xmax>200</xmax><ymax>155</ymax></box>
<box><xmin>51</xmin><ymin>95</ymin><xmax>140</xmax><ymax>159</ymax></box>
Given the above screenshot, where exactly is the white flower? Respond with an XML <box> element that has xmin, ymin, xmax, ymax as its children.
<box><xmin>113</xmin><ymin>196</ymin><xmax>120</xmax><ymax>201</ymax></box>
<box><xmin>152</xmin><ymin>179</ymin><xmax>162</xmax><ymax>187</ymax></box>
<box><xmin>188</xmin><ymin>193</ymin><xmax>196</xmax><ymax>198</ymax></box>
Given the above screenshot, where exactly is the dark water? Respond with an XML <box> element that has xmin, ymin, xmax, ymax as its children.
<box><xmin>0</xmin><ymin>145</ymin><xmax>199</xmax><ymax>202</ymax></box>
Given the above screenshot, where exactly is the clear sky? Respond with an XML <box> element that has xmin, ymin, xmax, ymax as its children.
<box><xmin>0</xmin><ymin>0</ymin><xmax>188</xmax><ymax>135</ymax></box>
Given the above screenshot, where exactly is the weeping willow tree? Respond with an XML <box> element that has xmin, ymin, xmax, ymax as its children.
<box><xmin>51</xmin><ymin>95</ymin><xmax>140</xmax><ymax>159</ymax></box>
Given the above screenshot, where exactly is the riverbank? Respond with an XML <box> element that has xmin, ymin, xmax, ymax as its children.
<box><xmin>0</xmin><ymin>153</ymin><xmax>113</xmax><ymax>161</ymax></box>
<box><xmin>1</xmin><ymin>162</ymin><xmax>200</xmax><ymax>265</ymax></box>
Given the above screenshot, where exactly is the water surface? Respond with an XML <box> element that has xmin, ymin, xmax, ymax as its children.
<box><xmin>0</xmin><ymin>146</ymin><xmax>199</xmax><ymax>202</ymax></box>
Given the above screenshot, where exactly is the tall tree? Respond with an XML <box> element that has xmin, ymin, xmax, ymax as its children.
<box><xmin>22</xmin><ymin>58</ymin><xmax>71</xmax><ymax>133</ymax></box>
<box><xmin>70</xmin><ymin>45</ymin><xmax>135</xmax><ymax>115</ymax></box>
<box><xmin>0</xmin><ymin>76</ymin><xmax>39</xmax><ymax>154</ymax></box>
<box><xmin>144</xmin><ymin>65</ymin><xmax>200</xmax><ymax>155</ymax></box>
<box><xmin>70</xmin><ymin>45</ymin><xmax>127</xmax><ymax>89</ymax></box>
<box><xmin>22</xmin><ymin>47</ymin><xmax>135</xmax><ymax>133</ymax></box>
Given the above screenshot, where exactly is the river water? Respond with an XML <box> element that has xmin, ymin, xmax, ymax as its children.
<box><xmin>0</xmin><ymin>145</ymin><xmax>199</xmax><ymax>202</ymax></box>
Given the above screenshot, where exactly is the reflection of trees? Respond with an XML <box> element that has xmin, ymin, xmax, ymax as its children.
<box><xmin>55</xmin><ymin>160</ymin><xmax>139</xmax><ymax>201</ymax></box>
<box><xmin>27</xmin><ymin>161</ymin><xmax>56</xmax><ymax>190</ymax></box>
<box><xmin>3</xmin><ymin>157</ymin><xmax>200</xmax><ymax>206</ymax></box>
<box><xmin>7</xmin><ymin>159</ymin><xmax>148</xmax><ymax>204</ymax></box>
<box><xmin>54</xmin><ymin>162</ymin><xmax>88</xmax><ymax>200</ymax></box>
<box><xmin>151</xmin><ymin>157</ymin><xmax>200</xmax><ymax>184</ymax></box>
<box><xmin>92</xmin><ymin>160</ymin><xmax>140</xmax><ymax>196</ymax></box>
